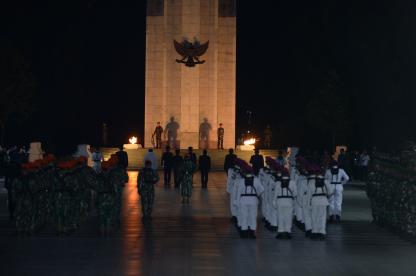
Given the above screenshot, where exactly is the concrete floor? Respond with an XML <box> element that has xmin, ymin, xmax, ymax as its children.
<box><xmin>0</xmin><ymin>172</ymin><xmax>415</xmax><ymax>276</ymax></box>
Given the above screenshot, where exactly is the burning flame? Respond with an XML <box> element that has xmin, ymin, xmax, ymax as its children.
<box><xmin>129</xmin><ymin>136</ymin><xmax>137</xmax><ymax>144</ymax></box>
<box><xmin>244</xmin><ymin>138</ymin><xmax>256</xmax><ymax>145</ymax></box>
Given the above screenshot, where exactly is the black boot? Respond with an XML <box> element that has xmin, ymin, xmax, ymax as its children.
<box><xmin>249</xmin><ymin>230</ymin><xmax>256</xmax><ymax>239</ymax></box>
<box><xmin>276</xmin><ymin>233</ymin><xmax>283</xmax><ymax>239</ymax></box>
<box><xmin>241</xmin><ymin>230</ymin><xmax>249</xmax><ymax>239</ymax></box>
<box><xmin>335</xmin><ymin>215</ymin><xmax>341</xmax><ymax>223</ymax></box>
<box><xmin>328</xmin><ymin>215</ymin><xmax>335</xmax><ymax>223</ymax></box>
<box><xmin>305</xmin><ymin>230</ymin><xmax>312</xmax><ymax>238</ymax></box>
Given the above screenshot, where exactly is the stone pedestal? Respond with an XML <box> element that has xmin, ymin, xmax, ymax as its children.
<box><xmin>124</xmin><ymin>144</ymin><xmax>142</xmax><ymax>150</ymax></box>
<box><xmin>28</xmin><ymin>142</ymin><xmax>43</xmax><ymax>162</ymax></box>
<box><xmin>145</xmin><ymin>0</ymin><xmax>236</xmax><ymax>149</ymax></box>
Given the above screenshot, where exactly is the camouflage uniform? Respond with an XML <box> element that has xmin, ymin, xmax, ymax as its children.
<box><xmin>96</xmin><ymin>172</ymin><xmax>117</xmax><ymax>231</ymax></box>
<box><xmin>180</xmin><ymin>159</ymin><xmax>195</xmax><ymax>199</ymax></box>
<box><xmin>138</xmin><ymin>168</ymin><xmax>159</xmax><ymax>218</ymax></box>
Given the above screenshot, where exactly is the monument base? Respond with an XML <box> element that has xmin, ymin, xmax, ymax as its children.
<box><xmin>124</xmin><ymin>144</ymin><xmax>142</xmax><ymax>150</ymax></box>
<box><xmin>102</xmin><ymin>148</ymin><xmax>279</xmax><ymax>170</ymax></box>
<box><xmin>236</xmin><ymin>144</ymin><xmax>255</xmax><ymax>151</ymax></box>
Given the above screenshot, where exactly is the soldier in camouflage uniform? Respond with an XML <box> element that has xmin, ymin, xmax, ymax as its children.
<box><xmin>180</xmin><ymin>154</ymin><xmax>195</xmax><ymax>204</ymax></box>
<box><xmin>138</xmin><ymin>160</ymin><xmax>159</xmax><ymax>221</ymax></box>
<box><xmin>96</xmin><ymin>168</ymin><xmax>118</xmax><ymax>235</ymax></box>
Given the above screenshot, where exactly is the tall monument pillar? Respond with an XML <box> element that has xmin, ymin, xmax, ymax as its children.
<box><xmin>145</xmin><ymin>0</ymin><xmax>236</xmax><ymax>149</ymax></box>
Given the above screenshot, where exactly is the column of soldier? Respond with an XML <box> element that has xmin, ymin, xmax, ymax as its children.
<box><xmin>226</xmin><ymin>155</ymin><xmax>349</xmax><ymax>240</ymax></box>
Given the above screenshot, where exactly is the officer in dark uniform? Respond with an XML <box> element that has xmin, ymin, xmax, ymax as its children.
<box><xmin>152</xmin><ymin>122</ymin><xmax>164</xmax><ymax>148</ymax></box>
<box><xmin>172</xmin><ymin>149</ymin><xmax>184</xmax><ymax>188</ymax></box>
<box><xmin>217</xmin><ymin>123</ymin><xmax>224</xmax><ymax>149</ymax></box>
<box><xmin>188</xmin><ymin>147</ymin><xmax>197</xmax><ymax>166</ymax></box>
<box><xmin>116</xmin><ymin>146</ymin><xmax>129</xmax><ymax>170</ymax></box>
<box><xmin>224</xmin><ymin>148</ymin><xmax>237</xmax><ymax>174</ymax></box>
<box><xmin>161</xmin><ymin>146</ymin><xmax>173</xmax><ymax>186</ymax></box>
<box><xmin>198</xmin><ymin>149</ymin><xmax>211</xmax><ymax>188</ymax></box>
<box><xmin>249</xmin><ymin>148</ymin><xmax>264</xmax><ymax>176</ymax></box>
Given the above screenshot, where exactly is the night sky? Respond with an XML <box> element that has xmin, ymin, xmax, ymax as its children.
<box><xmin>2</xmin><ymin>0</ymin><xmax>416</xmax><ymax>152</ymax></box>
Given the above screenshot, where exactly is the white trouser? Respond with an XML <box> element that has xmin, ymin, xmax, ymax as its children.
<box><xmin>278</xmin><ymin>206</ymin><xmax>293</xmax><ymax>233</ymax></box>
<box><xmin>240</xmin><ymin>204</ymin><xmax>258</xmax><ymax>230</ymax></box>
<box><xmin>295</xmin><ymin>198</ymin><xmax>303</xmax><ymax>222</ymax></box>
<box><xmin>312</xmin><ymin>205</ymin><xmax>327</xmax><ymax>234</ymax></box>
<box><xmin>269</xmin><ymin>205</ymin><xmax>278</xmax><ymax>227</ymax></box>
<box><xmin>230</xmin><ymin>195</ymin><xmax>238</xmax><ymax>217</ymax></box>
<box><xmin>261</xmin><ymin>197</ymin><xmax>268</xmax><ymax>220</ymax></box>
<box><xmin>329</xmin><ymin>188</ymin><xmax>343</xmax><ymax>216</ymax></box>
<box><xmin>303</xmin><ymin>204</ymin><xmax>312</xmax><ymax>231</ymax></box>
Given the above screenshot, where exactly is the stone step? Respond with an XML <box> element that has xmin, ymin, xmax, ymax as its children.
<box><xmin>101</xmin><ymin>148</ymin><xmax>280</xmax><ymax>170</ymax></box>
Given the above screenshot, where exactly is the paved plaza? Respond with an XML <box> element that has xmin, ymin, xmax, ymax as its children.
<box><xmin>1</xmin><ymin>172</ymin><xmax>415</xmax><ymax>276</ymax></box>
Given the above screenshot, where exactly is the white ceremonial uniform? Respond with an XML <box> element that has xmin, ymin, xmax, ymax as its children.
<box><xmin>232</xmin><ymin>174</ymin><xmax>244</xmax><ymax>227</ymax></box>
<box><xmin>227</xmin><ymin>168</ymin><xmax>241</xmax><ymax>218</ymax></box>
<box><xmin>302</xmin><ymin>175</ymin><xmax>316</xmax><ymax>232</ymax></box>
<box><xmin>325</xmin><ymin>168</ymin><xmax>349</xmax><ymax>216</ymax></box>
<box><xmin>294</xmin><ymin>172</ymin><xmax>307</xmax><ymax>223</ymax></box>
<box><xmin>309</xmin><ymin>178</ymin><xmax>334</xmax><ymax>234</ymax></box>
<box><xmin>236</xmin><ymin>176</ymin><xmax>264</xmax><ymax>231</ymax></box>
<box><xmin>259</xmin><ymin>168</ymin><xmax>270</xmax><ymax>221</ymax></box>
<box><xmin>267</xmin><ymin>174</ymin><xmax>279</xmax><ymax>228</ymax></box>
<box><xmin>273</xmin><ymin>179</ymin><xmax>297</xmax><ymax>233</ymax></box>
<box><xmin>92</xmin><ymin>151</ymin><xmax>103</xmax><ymax>173</ymax></box>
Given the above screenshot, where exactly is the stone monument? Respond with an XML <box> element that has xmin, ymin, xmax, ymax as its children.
<box><xmin>145</xmin><ymin>0</ymin><xmax>236</xmax><ymax>149</ymax></box>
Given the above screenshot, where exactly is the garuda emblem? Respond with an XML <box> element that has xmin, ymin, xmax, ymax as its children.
<box><xmin>174</xmin><ymin>39</ymin><xmax>209</xmax><ymax>67</ymax></box>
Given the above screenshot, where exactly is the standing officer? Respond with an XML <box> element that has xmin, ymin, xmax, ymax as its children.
<box><xmin>152</xmin><ymin>122</ymin><xmax>164</xmax><ymax>149</ymax></box>
<box><xmin>249</xmin><ymin>148</ymin><xmax>264</xmax><ymax>175</ymax></box>
<box><xmin>224</xmin><ymin>148</ymin><xmax>237</xmax><ymax>174</ymax></box>
<box><xmin>116</xmin><ymin>145</ymin><xmax>129</xmax><ymax>170</ymax></box>
<box><xmin>161</xmin><ymin>146</ymin><xmax>173</xmax><ymax>186</ymax></box>
<box><xmin>217</xmin><ymin>123</ymin><xmax>224</xmax><ymax>149</ymax></box>
<box><xmin>172</xmin><ymin>149</ymin><xmax>183</xmax><ymax>188</ymax></box>
<box><xmin>198</xmin><ymin>149</ymin><xmax>211</xmax><ymax>188</ymax></box>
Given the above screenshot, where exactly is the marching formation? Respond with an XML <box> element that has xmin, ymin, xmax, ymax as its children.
<box><xmin>8</xmin><ymin>154</ymin><xmax>128</xmax><ymax>235</ymax></box>
<box><xmin>227</xmin><ymin>154</ymin><xmax>349</xmax><ymax>240</ymax></box>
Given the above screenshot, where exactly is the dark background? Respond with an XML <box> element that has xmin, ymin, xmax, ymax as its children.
<box><xmin>2</xmin><ymin>0</ymin><xmax>416</xmax><ymax>152</ymax></box>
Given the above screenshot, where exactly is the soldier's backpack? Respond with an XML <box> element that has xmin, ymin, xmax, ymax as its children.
<box><xmin>243</xmin><ymin>176</ymin><xmax>259</xmax><ymax>198</ymax></box>
<box><xmin>315</xmin><ymin>178</ymin><xmax>325</xmax><ymax>189</ymax></box>
<box><xmin>142</xmin><ymin>168</ymin><xmax>156</xmax><ymax>183</ymax></box>
<box><xmin>281</xmin><ymin>178</ymin><xmax>290</xmax><ymax>189</ymax></box>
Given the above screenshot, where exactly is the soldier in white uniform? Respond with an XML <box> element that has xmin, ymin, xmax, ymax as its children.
<box><xmin>231</xmin><ymin>159</ymin><xmax>246</xmax><ymax>231</ymax></box>
<box><xmin>294</xmin><ymin>157</ymin><xmax>308</xmax><ymax>230</ymax></box>
<box><xmin>227</xmin><ymin>160</ymin><xmax>241</xmax><ymax>224</ymax></box>
<box><xmin>273</xmin><ymin>169</ymin><xmax>297</xmax><ymax>239</ymax></box>
<box><xmin>264</xmin><ymin>157</ymin><xmax>282</xmax><ymax>232</ymax></box>
<box><xmin>259</xmin><ymin>162</ymin><xmax>272</xmax><ymax>229</ymax></box>
<box><xmin>235</xmin><ymin>162</ymin><xmax>264</xmax><ymax>239</ymax></box>
<box><xmin>302</xmin><ymin>164</ymin><xmax>316</xmax><ymax>237</ymax></box>
<box><xmin>309</xmin><ymin>171</ymin><xmax>334</xmax><ymax>239</ymax></box>
<box><xmin>326</xmin><ymin>161</ymin><xmax>349</xmax><ymax>223</ymax></box>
